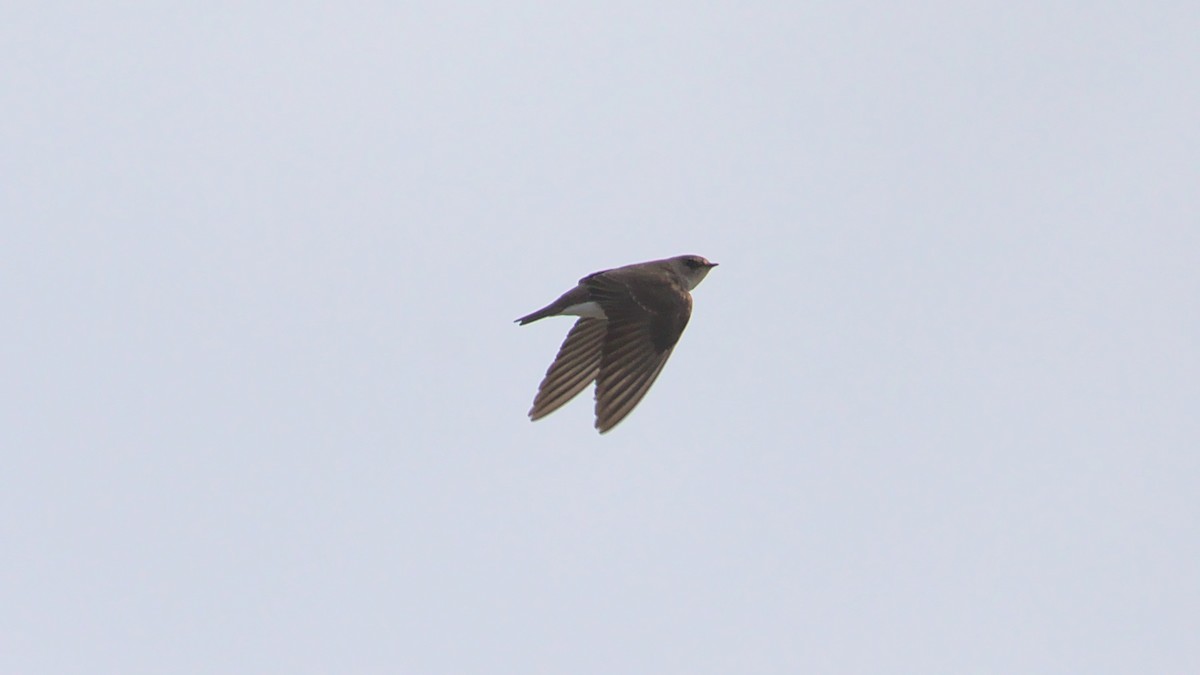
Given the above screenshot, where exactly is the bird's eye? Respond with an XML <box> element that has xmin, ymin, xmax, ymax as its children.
<box><xmin>685</xmin><ymin>258</ymin><xmax>701</xmax><ymax>269</ymax></box>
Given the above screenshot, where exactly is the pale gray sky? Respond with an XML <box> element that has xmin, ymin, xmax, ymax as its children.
<box><xmin>3</xmin><ymin>2</ymin><xmax>1198</xmax><ymax>673</ymax></box>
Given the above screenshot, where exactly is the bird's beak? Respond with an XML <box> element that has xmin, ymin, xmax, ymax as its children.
<box><xmin>708</xmin><ymin>261</ymin><xmax>719</xmax><ymax>268</ymax></box>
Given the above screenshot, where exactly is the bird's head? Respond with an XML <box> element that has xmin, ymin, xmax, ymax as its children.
<box><xmin>669</xmin><ymin>254</ymin><xmax>718</xmax><ymax>290</ymax></box>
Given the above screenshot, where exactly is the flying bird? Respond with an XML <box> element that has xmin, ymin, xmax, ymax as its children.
<box><xmin>516</xmin><ymin>254</ymin><xmax>718</xmax><ymax>433</ymax></box>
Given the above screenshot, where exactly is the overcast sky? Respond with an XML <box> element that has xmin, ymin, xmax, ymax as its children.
<box><xmin>3</xmin><ymin>2</ymin><xmax>1198</xmax><ymax>673</ymax></box>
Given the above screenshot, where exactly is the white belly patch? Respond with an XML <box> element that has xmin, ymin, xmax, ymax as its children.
<box><xmin>562</xmin><ymin>301</ymin><xmax>607</xmax><ymax>319</ymax></box>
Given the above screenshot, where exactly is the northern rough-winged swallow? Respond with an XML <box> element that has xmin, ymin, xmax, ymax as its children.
<box><xmin>516</xmin><ymin>254</ymin><xmax>718</xmax><ymax>433</ymax></box>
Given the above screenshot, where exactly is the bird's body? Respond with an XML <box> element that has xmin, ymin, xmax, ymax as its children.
<box><xmin>516</xmin><ymin>255</ymin><xmax>717</xmax><ymax>433</ymax></box>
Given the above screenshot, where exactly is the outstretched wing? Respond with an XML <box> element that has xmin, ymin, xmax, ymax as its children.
<box><xmin>528</xmin><ymin>317</ymin><xmax>607</xmax><ymax>420</ymax></box>
<box><xmin>586</xmin><ymin>270</ymin><xmax>692</xmax><ymax>433</ymax></box>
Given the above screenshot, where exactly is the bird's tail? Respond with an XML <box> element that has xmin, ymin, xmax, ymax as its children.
<box><xmin>515</xmin><ymin>285</ymin><xmax>591</xmax><ymax>325</ymax></box>
<box><xmin>514</xmin><ymin>305</ymin><xmax>556</xmax><ymax>325</ymax></box>
<box><xmin>513</xmin><ymin>306</ymin><xmax>554</xmax><ymax>324</ymax></box>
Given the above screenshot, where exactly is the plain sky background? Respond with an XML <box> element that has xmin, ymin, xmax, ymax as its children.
<box><xmin>3</xmin><ymin>2</ymin><xmax>1198</xmax><ymax>673</ymax></box>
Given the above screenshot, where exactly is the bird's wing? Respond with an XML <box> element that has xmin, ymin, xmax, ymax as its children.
<box><xmin>585</xmin><ymin>270</ymin><xmax>692</xmax><ymax>433</ymax></box>
<box><xmin>528</xmin><ymin>317</ymin><xmax>607</xmax><ymax>420</ymax></box>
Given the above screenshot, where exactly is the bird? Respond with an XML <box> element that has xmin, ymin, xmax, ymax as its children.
<box><xmin>516</xmin><ymin>254</ymin><xmax>718</xmax><ymax>433</ymax></box>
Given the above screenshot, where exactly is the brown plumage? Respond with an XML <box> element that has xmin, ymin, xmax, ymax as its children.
<box><xmin>517</xmin><ymin>255</ymin><xmax>717</xmax><ymax>433</ymax></box>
